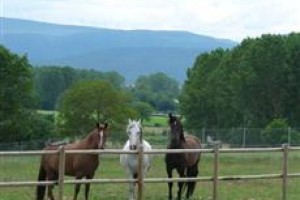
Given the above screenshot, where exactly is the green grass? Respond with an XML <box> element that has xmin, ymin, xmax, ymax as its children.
<box><xmin>37</xmin><ymin>110</ymin><xmax>57</xmax><ymax>115</ymax></box>
<box><xmin>1</xmin><ymin>152</ymin><xmax>300</xmax><ymax>199</ymax></box>
<box><xmin>144</xmin><ymin>115</ymin><xmax>168</xmax><ymax>127</ymax></box>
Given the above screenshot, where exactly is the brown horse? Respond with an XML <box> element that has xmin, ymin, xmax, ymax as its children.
<box><xmin>36</xmin><ymin>122</ymin><xmax>109</xmax><ymax>200</ymax></box>
<box><xmin>165</xmin><ymin>113</ymin><xmax>201</xmax><ymax>200</ymax></box>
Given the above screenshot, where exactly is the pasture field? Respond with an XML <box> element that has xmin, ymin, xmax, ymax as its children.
<box><xmin>143</xmin><ymin>115</ymin><xmax>168</xmax><ymax>127</ymax></box>
<box><xmin>1</xmin><ymin>151</ymin><xmax>300</xmax><ymax>200</ymax></box>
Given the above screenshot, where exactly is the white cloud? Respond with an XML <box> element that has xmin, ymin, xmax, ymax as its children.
<box><xmin>2</xmin><ymin>0</ymin><xmax>300</xmax><ymax>41</ymax></box>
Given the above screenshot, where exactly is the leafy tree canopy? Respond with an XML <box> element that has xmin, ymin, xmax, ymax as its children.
<box><xmin>133</xmin><ymin>72</ymin><xmax>180</xmax><ymax>112</ymax></box>
<box><xmin>57</xmin><ymin>80</ymin><xmax>137</xmax><ymax>138</ymax></box>
<box><xmin>180</xmin><ymin>33</ymin><xmax>300</xmax><ymax>130</ymax></box>
<box><xmin>33</xmin><ymin>66</ymin><xmax>125</xmax><ymax>110</ymax></box>
<box><xmin>0</xmin><ymin>45</ymin><xmax>54</xmax><ymax>142</ymax></box>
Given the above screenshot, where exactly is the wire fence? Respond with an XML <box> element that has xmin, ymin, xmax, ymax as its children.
<box><xmin>1</xmin><ymin>127</ymin><xmax>299</xmax><ymax>151</ymax></box>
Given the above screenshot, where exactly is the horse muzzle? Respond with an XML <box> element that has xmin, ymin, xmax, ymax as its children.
<box><xmin>129</xmin><ymin>145</ymin><xmax>137</xmax><ymax>150</ymax></box>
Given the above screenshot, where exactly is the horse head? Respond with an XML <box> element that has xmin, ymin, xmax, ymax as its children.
<box><xmin>168</xmin><ymin>113</ymin><xmax>184</xmax><ymax>147</ymax></box>
<box><xmin>88</xmin><ymin>122</ymin><xmax>108</xmax><ymax>149</ymax></box>
<box><xmin>127</xmin><ymin>118</ymin><xmax>142</xmax><ymax>150</ymax></box>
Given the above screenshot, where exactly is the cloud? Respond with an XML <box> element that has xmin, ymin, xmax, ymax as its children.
<box><xmin>2</xmin><ymin>0</ymin><xmax>300</xmax><ymax>41</ymax></box>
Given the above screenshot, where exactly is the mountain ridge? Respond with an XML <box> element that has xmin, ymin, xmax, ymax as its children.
<box><xmin>0</xmin><ymin>17</ymin><xmax>237</xmax><ymax>83</ymax></box>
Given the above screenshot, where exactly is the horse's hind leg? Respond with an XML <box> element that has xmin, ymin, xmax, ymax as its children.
<box><xmin>185</xmin><ymin>164</ymin><xmax>198</xmax><ymax>199</ymax></box>
<box><xmin>47</xmin><ymin>172</ymin><xmax>58</xmax><ymax>200</ymax></box>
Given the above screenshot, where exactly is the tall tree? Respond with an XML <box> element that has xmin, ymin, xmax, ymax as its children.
<box><xmin>33</xmin><ymin>66</ymin><xmax>77</xmax><ymax>110</ymax></box>
<box><xmin>180</xmin><ymin>33</ymin><xmax>300</xmax><ymax>132</ymax></box>
<box><xmin>0</xmin><ymin>45</ymin><xmax>38</xmax><ymax>141</ymax></box>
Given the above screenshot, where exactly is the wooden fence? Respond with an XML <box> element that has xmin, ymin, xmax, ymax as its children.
<box><xmin>1</xmin><ymin>144</ymin><xmax>300</xmax><ymax>200</ymax></box>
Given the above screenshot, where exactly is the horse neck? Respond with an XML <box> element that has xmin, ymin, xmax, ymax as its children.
<box><xmin>83</xmin><ymin>131</ymin><xmax>99</xmax><ymax>149</ymax></box>
<box><xmin>168</xmin><ymin>131</ymin><xmax>186</xmax><ymax>149</ymax></box>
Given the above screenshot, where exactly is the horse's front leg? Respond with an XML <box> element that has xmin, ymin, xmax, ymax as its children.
<box><xmin>73</xmin><ymin>175</ymin><xmax>83</xmax><ymax>200</ymax></box>
<box><xmin>166</xmin><ymin>166</ymin><xmax>173</xmax><ymax>200</ymax></box>
<box><xmin>128</xmin><ymin>171</ymin><xmax>136</xmax><ymax>200</ymax></box>
<box><xmin>47</xmin><ymin>185</ymin><xmax>55</xmax><ymax>200</ymax></box>
<box><xmin>176</xmin><ymin>167</ymin><xmax>185</xmax><ymax>200</ymax></box>
<box><xmin>85</xmin><ymin>174</ymin><xmax>94</xmax><ymax>200</ymax></box>
<box><xmin>128</xmin><ymin>176</ymin><xmax>135</xmax><ymax>200</ymax></box>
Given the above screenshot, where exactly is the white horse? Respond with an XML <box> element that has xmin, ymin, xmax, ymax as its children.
<box><xmin>120</xmin><ymin>119</ymin><xmax>152</xmax><ymax>200</ymax></box>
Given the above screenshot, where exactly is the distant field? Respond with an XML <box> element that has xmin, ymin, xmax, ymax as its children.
<box><xmin>37</xmin><ymin>110</ymin><xmax>57</xmax><ymax>115</ymax></box>
<box><xmin>144</xmin><ymin>115</ymin><xmax>168</xmax><ymax>127</ymax></box>
<box><xmin>1</xmin><ymin>151</ymin><xmax>300</xmax><ymax>199</ymax></box>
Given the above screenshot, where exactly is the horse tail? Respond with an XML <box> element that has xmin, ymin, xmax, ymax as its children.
<box><xmin>186</xmin><ymin>161</ymin><xmax>199</xmax><ymax>198</ymax></box>
<box><xmin>36</xmin><ymin>163</ymin><xmax>46</xmax><ymax>200</ymax></box>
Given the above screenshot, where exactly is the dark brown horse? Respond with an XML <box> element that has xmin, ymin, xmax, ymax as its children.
<box><xmin>165</xmin><ymin>113</ymin><xmax>201</xmax><ymax>200</ymax></box>
<box><xmin>36</xmin><ymin>122</ymin><xmax>109</xmax><ymax>200</ymax></box>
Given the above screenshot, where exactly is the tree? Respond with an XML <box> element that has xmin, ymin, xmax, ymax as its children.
<box><xmin>262</xmin><ymin>119</ymin><xmax>288</xmax><ymax>145</ymax></box>
<box><xmin>132</xmin><ymin>102</ymin><xmax>154</xmax><ymax>121</ymax></box>
<box><xmin>180</xmin><ymin>33</ymin><xmax>300</xmax><ymax>132</ymax></box>
<box><xmin>0</xmin><ymin>45</ymin><xmax>55</xmax><ymax>142</ymax></box>
<box><xmin>180</xmin><ymin>49</ymin><xmax>233</xmax><ymax>129</ymax></box>
<box><xmin>76</xmin><ymin>69</ymin><xmax>125</xmax><ymax>89</ymax></box>
<box><xmin>133</xmin><ymin>72</ymin><xmax>180</xmax><ymax>112</ymax></box>
<box><xmin>57</xmin><ymin>80</ymin><xmax>137</xmax><ymax>138</ymax></box>
<box><xmin>33</xmin><ymin>66</ymin><xmax>77</xmax><ymax>110</ymax></box>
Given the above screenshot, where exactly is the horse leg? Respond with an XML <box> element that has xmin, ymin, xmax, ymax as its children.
<box><xmin>84</xmin><ymin>174</ymin><xmax>94</xmax><ymax>200</ymax></box>
<box><xmin>176</xmin><ymin>167</ymin><xmax>185</xmax><ymax>200</ymax></box>
<box><xmin>186</xmin><ymin>164</ymin><xmax>199</xmax><ymax>199</ymax></box>
<box><xmin>166</xmin><ymin>166</ymin><xmax>173</xmax><ymax>200</ymax></box>
<box><xmin>133</xmin><ymin>172</ymin><xmax>138</xmax><ymax>200</ymax></box>
<box><xmin>73</xmin><ymin>175</ymin><xmax>83</xmax><ymax>200</ymax></box>
<box><xmin>47</xmin><ymin>172</ymin><xmax>58</xmax><ymax>200</ymax></box>
<box><xmin>127</xmin><ymin>171</ymin><xmax>137</xmax><ymax>200</ymax></box>
<box><xmin>47</xmin><ymin>185</ymin><xmax>55</xmax><ymax>200</ymax></box>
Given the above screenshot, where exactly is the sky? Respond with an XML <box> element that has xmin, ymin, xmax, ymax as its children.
<box><xmin>1</xmin><ymin>0</ymin><xmax>300</xmax><ymax>42</ymax></box>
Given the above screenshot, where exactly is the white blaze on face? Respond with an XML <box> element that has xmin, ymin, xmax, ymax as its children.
<box><xmin>98</xmin><ymin>130</ymin><xmax>104</xmax><ymax>149</ymax></box>
<box><xmin>128</xmin><ymin>121</ymin><xmax>141</xmax><ymax>149</ymax></box>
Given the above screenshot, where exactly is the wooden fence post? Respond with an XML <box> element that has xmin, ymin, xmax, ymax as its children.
<box><xmin>282</xmin><ymin>144</ymin><xmax>288</xmax><ymax>200</ymax></box>
<box><xmin>58</xmin><ymin>146</ymin><xmax>65</xmax><ymax>200</ymax></box>
<box><xmin>213</xmin><ymin>144</ymin><xmax>219</xmax><ymax>200</ymax></box>
<box><xmin>137</xmin><ymin>143</ymin><xmax>144</xmax><ymax>200</ymax></box>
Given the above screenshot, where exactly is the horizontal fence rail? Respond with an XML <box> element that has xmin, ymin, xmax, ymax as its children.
<box><xmin>0</xmin><ymin>144</ymin><xmax>298</xmax><ymax>200</ymax></box>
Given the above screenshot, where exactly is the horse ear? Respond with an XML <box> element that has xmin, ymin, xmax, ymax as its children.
<box><xmin>104</xmin><ymin>122</ymin><xmax>108</xmax><ymax>129</ymax></box>
<box><xmin>168</xmin><ymin>113</ymin><xmax>174</xmax><ymax>124</ymax></box>
<box><xmin>129</xmin><ymin>118</ymin><xmax>132</xmax><ymax>124</ymax></box>
<box><xmin>179</xmin><ymin>115</ymin><xmax>183</xmax><ymax>121</ymax></box>
<box><xmin>137</xmin><ymin>118</ymin><xmax>142</xmax><ymax>124</ymax></box>
<box><xmin>96</xmin><ymin>122</ymin><xmax>100</xmax><ymax>129</ymax></box>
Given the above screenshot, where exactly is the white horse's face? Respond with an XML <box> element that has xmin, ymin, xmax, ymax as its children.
<box><xmin>127</xmin><ymin>119</ymin><xmax>142</xmax><ymax>150</ymax></box>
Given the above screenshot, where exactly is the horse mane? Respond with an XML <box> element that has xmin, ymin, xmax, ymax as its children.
<box><xmin>180</xmin><ymin>128</ymin><xmax>186</xmax><ymax>142</ymax></box>
<box><xmin>84</xmin><ymin>129</ymin><xmax>99</xmax><ymax>148</ymax></box>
